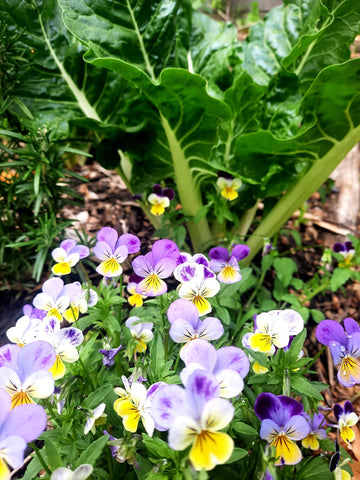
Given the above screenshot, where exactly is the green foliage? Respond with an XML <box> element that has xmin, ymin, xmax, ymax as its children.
<box><xmin>2</xmin><ymin>0</ymin><xmax>360</xmax><ymax>253</ymax></box>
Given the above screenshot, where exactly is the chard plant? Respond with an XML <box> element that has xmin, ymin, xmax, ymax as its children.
<box><xmin>0</xmin><ymin>226</ymin><xmax>358</xmax><ymax>480</ymax></box>
<box><xmin>2</xmin><ymin>0</ymin><xmax>360</xmax><ymax>255</ymax></box>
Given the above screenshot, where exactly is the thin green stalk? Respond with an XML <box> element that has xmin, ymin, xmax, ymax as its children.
<box><xmin>236</xmin><ymin>201</ymin><xmax>259</xmax><ymax>238</ymax></box>
<box><xmin>283</xmin><ymin>368</ymin><xmax>291</xmax><ymax>396</ymax></box>
<box><xmin>160</xmin><ymin>114</ymin><xmax>212</xmax><ymax>251</ymax></box>
<box><xmin>300</xmin><ymin>279</ymin><xmax>330</xmax><ymax>305</ymax></box>
<box><xmin>303</xmin><ymin>345</ymin><xmax>326</xmax><ymax>375</ymax></box>
<box><xmin>43</xmin><ymin>398</ymin><xmax>59</xmax><ymax>426</ymax></box>
<box><xmin>244</xmin><ymin>124</ymin><xmax>360</xmax><ymax>265</ymax></box>
<box><xmin>29</xmin><ymin>442</ymin><xmax>51</xmax><ymax>476</ymax></box>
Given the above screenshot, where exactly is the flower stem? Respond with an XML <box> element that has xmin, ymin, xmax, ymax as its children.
<box><xmin>29</xmin><ymin>442</ymin><xmax>51</xmax><ymax>476</ymax></box>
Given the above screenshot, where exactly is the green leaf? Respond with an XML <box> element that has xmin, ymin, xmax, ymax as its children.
<box><xmin>232</xmin><ymin>422</ymin><xmax>258</xmax><ymax>438</ymax></box>
<box><xmin>330</xmin><ymin>267</ymin><xmax>353</xmax><ymax>291</ymax></box>
<box><xmin>291</xmin><ymin>375</ymin><xmax>326</xmax><ymax>400</ymax></box>
<box><xmin>142</xmin><ymin>434</ymin><xmax>177</xmax><ymax>461</ymax></box>
<box><xmin>273</xmin><ymin>257</ymin><xmax>298</xmax><ymax>287</ymax></box>
<box><xmin>285</xmin><ymin>328</ymin><xmax>306</xmax><ymax>363</ymax></box>
<box><xmin>45</xmin><ymin>437</ymin><xmax>63</xmax><ymax>470</ymax></box>
<box><xmin>225</xmin><ymin>447</ymin><xmax>249</xmax><ymax>464</ymax></box>
<box><xmin>75</xmin><ymin>434</ymin><xmax>109</xmax><ymax>468</ymax></box>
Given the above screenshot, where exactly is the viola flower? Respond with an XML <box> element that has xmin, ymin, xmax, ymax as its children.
<box><xmin>316</xmin><ymin>317</ymin><xmax>360</xmax><ymax>387</ymax></box>
<box><xmin>113</xmin><ymin>380</ymin><xmax>154</xmax><ymax>437</ymax></box>
<box><xmin>103</xmin><ymin>430</ymin><xmax>139</xmax><ymax>467</ymax></box>
<box><xmin>0</xmin><ymin>341</ymin><xmax>56</xmax><ymax>408</ymax></box>
<box><xmin>301</xmin><ymin>412</ymin><xmax>327</xmax><ymax>450</ymax></box>
<box><xmin>180</xmin><ymin>339</ymin><xmax>249</xmax><ymax>398</ymax></box>
<box><xmin>0</xmin><ymin>390</ymin><xmax>47</xmax><ymax>480</ymax></box>
<box><xmin>175</xmin><ymin>263</ymin><xmax>220</xmax><ymax>316</ymax></box>
<box><xmin>125</xmin><ymin>316</ymin><xmax>153</xmax><ymax>353</ymax></box>
<box><xmin>176</xmin><ymin>252</ymin><xmax>211</xmax><ymax>268</ymax></box>
<box><xmin>84</xmin><ymin>403</ymin><xmax>107</xmax><ymax>435</ymax></box>
<box><xmin>254</xmin><ymin>392</ymin><xmax>310</xmax><ymax>466</ymax></box>
<box><xmin>99</xmin><ymin>345</ymin><xmax>122</xmax><ymax>368</ymax></box>
<box><xmin>132</xmin><ymin>239</ymin><xmax>179</xmax><ymax>296</ymax></box>
<box><xmin>209</xmin><ymin>244</ymin><xmax>250</xmax><ymax>284</ymax></box>
<box><xmin>150</xmin><ymin>369</ymin><xmax>234</xmax><ymax>471</ymax></box>
<box><xmin>334</xmin><ymin>401</ymin><xmax>358</xmax><ymax>443</ymax></box>
<box><xmin>167</xmin><ymin>299</ymin><xmax>224</xmax><ymax>344</ymax></box>
<box><xmin>93</xmin><ymin>227</ymin><xmax>140</xmax><ymax>278</ymax></box>
<box><xmin>36</xmin><ymin>317</ymin><xmax>84</xmax><ymax>380</ymax></box>
<box><xmin>51</xmin><ymin>464</ymin><xmax>93</xmax><ymax>480</ymax></box>
<box><xmin>333</xmin><ymin>241</ymin><xmax>355</xmax><ymax>267</ymax></box>
<box><xmin>32</xmin><ymin>278</ymin><xmax>81</xmax><ymax>321</ymax></box>
<box><xmin>6</xmin><ymin>314</ymin><xmax>42</xmax><ymax>346</ymax></box>
<box><xmin>51</xmin><ymin>239</ymin><xmax>89</xmax><ymax>276</ymax></box>
<box><xmin>63</xmin><ymin>286</ymin><xmax>98</xmax><ymax>323</ymax></box>
<box><xmin>216</xmin><ymin>171</ymin><xmax>242</xmax><ymax>201</ymax></box>
<box><xmin>247</xmin><ymin>309</ymin><xmax>304</xmax><ymax>355</ymax></box>
<box><xmin>126</xmin><ymin>274</ymin><xmax>147</xmax><ymax>307</ymax></box>
<box><xmin>148</xmin><ymin>184</ymin><xmax>175</xmax><ymax>216</ymax></box>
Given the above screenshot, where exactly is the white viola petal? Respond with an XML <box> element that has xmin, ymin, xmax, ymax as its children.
<box><xmin>139</xmin><ymin>330</ymin><xmax>153</xmax><ymax>343</ymax></box>
<box><xmin>216</xmin><ymin>177</ymin><xmax>229</xmax><ymax>190</ymax></box>
<box><xmin>253</xmin><ymin>312</ymin><xmax>272</xmax><ymax>334</ymax></box>
<box><xmin>168</xmin><ymin>416</ymin><xmax>200</xmax><ymax>450</ymax></box>
<box><xmin>141</xmin><ymin>411</ymin><xmax>155</xmax><ymax>437</ymax></box>
<box><xmin>92</xmin><ymin>403</ymin><xmax>106</xmax><ymax>419</ymax></box>
<box><xmin>280</xmin><ymin>309</ymin><xmax>304</xmax><ymax>336</ymax></box>
<box><xmin>51</xmin><ymin>248</ymin><xmax>67</xmax><ymax>263</ymax></box>
<box><xmin>272</xmin><ymin>327</ymin><xmax>290</xmax><ymax>349</ymax></box>
<box><xmin>0</xmin><ymin>367</ymin><xmax>22</xmax><ymax>393</ymax></box>
<box><xmin>72</xmin><ymin>464</ymin><xmax>93</xmax><ymax>480</ymax></box>
<box><xmin>201</xmin><ymin>277</ymin><xmax>221</xmax><ymax>297</ymax></box>
<box><xmin>87</xmin><ymin>289</ymin><xmax>98</xmax><ymax>307</ymax></box>
<box><xmin>343</xmin><ymin>412</ymin><xmax>358</xmax><ymax>427</ymax></box>
<box><xmin>67</xmin><ymin>253</ymin><xmax>80</xmax><ymax>267</ymax></box>
<box><xmin>33</xmin><ymin>293</ymin><xmax>55</xmax><ymax>311</ymax></box>
<box><xmin>201</xmin><ymin>397</ymin><xmax>234</xmax><ymax>430</ymax></box>
<box><xmin>84</xmin><ymin>417</ymin><xmax>95</xmax><ymax>435</ymax></box>
<box><xmin>215</xmin><ymin>369</ymin><xmax>244</xmax><ymax>398</ymax></box>
<box><xmin>55</xmin><ymin>296</ymin><xmax>70</xmax><ymax>313</ymax></box>
<box><xmin>231</xmin><ymin>178</ymin><xmax>242</xmax><ymax>190</ymax></box>
<box><xmin>55</xmin><ymin>328</ymin><xmax>84</xmax><ymax>347</ymax></box>
<box><xmin>22</xmin><ymin>370</ymin><xmax>55</xmax><ymax>399</ymax></box>
<box><xmin>57</xmin><ymin>344</ymin><xmax>79</xmax><ymax>363</ymax></box>
<box><xmin>197</xmin><ymin>317</ymin><xmax>224</xmax><ymax>341</ymax></box>
<box><xmin>130</xmin><ymin>382</ymin><xmax>147</xmax><ymax>407</ymax></box>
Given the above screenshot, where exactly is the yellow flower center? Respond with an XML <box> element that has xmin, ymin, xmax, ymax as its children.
<box><xmin>10</xmin><ymin>390</ymin><xmax>34</xmax><ymax>409</ymax></box>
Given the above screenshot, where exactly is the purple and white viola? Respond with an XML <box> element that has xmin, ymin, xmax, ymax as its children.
<box><xmin>208</xmin><ymin>244</ymin><xmax>250</xmax><ymax>284</ymax></box>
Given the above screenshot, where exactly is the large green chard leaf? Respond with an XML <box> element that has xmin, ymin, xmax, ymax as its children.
<box><xmin>59</xmin><ymin>0</ymin><xmax>232</xmax><ymax>249</ymax></box>
<box><xmin>1</xmin><ymin>0</ymin><xmax>142</xmax><ymax>137</ymax></box>
<box><xmin>243</xmin><ymin>0</ymin><xmax>360</xmax><ymax>87</ymax></box>
<box><xmin>240</xmin><ymin>58</ymin><xmax>360</xmax><ymax>258</ymax></box>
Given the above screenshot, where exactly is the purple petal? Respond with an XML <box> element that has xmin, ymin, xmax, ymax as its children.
<box><xmin>153</xmin><ymin>257</ymin><xmax>178</xmax><ymax>279</ymax></box>
<box><xmin>208</xmin><ymin>247</ymin><xmax>230</xmax><ymax>262</ymax></box>
<box><xmin>344</xmin><ymin>317</ymin><xmax>360</xmax><ymax>335</ymax></box>
<box><xmin>99</xmin><ymin>346</ymin><xmax>122</xmax><ymax>367</ymax></box>
<box><xmin>0</xmin><ymin>344</ymin><xmax>20</xmax><ymax>369</ymax></box>
<box><xmin>192</xmin><ymin>254</ymin><xmax>210</xmax><ymax>267</ymax></box>
<box><xmin>231</xmin><ymin>244</ymin><xmax>250</xmax><ymax>261</ymax></box>
<box><xmin>316</xmin><ymin>320</ymin><xmax>346</xmax><ymax>346</ymax></box>
<box><xmin>344</xmin><ymin>400</ymin><xmax>354</xmax><ymax>415</ymax></box>
<box><xmin>185</xmin><ymin>369</ymin><xmax>220</xmax><ymax>420</ymax></box>
<box><xmin>167</xmin><ymin>299</ymin><xmax>199</xmax><ymax>326</ymax></box>
<box><xmin>42</xmin><ymin>277</ymin><xmax>64</xmax><ymax>299</ymax></box>
<box><xmin>169</xmin><ymin>320</ymin><xmax>196</xmax><ymax>343</ymax></box>
<box><xmin>93</xmin><ymin>241</ymin><xmax>114</xmax><ymax>259</ymax></box>
<box><xmin>2</xmin><ymin>404</ymin><xmax>47</xmax><ymax>442</ymax></box>
<box><xmin>0</xmin><ymin>390</ymin><xmax>11</xmax><ymax>427</ymax></box>
<box><xmin>209</xmin><ymin>259</ymin><xmax>227</xmax><ymax>274</ymax></box>
<box><xmin>180</xmin><ymin>339</ymin><xmax>217</xmax><ymax>371</ymax></box>
<box><xmin>283</xmin><ymin>415</ymin><xmax>310</xmax><ymax>440</ymax></box>
<box><xmin>151</xmin><ymin>240</ymin><xmax>179</xmax><ymax>264</ymax></box>
<box><xmin>174</xmin><ymin>263</ymin><xmax>197</xmax><ymax>282</ymax></box>
<box><xmin>96</xmin><ymin>227</ymin><xmax>118</xmax><ymax>250</ymax></box>
<box><xmin>333</xmin><ymin>404</ymin><xmax>343</xmax><ymax>421</ymax></box>
<box><xmin>62</xmin><ymin>281</ymin><xmax>82</xmax><ymax>302</ymax></box>
<box><xmin>345</xmin><ymin>241</ymin><xmax>354</xmax><ymax>251</ymax></box>
<box><xmin>259</xmin><ymin>418</ymin><xmax>280</xmax><ymax>441</ymax></box>
<box><xmin>197</xmin><ymin>316</ymin><xmax>224</xmax><ymax>340</ymax></box>
<box><xmin>328</xmin><ymin>341</ymin><xmax>346</xmax><ymax>366</ymax></box>
<box><xmin>348</xmin><ymin>332</ymin><xmax>360</xmax><ymax>358</ymax></box>
<box><xmin>163</xmin><ymin>188</ymin><xmax>175</xmax><ymax>201</ymax></box>
<box><xmin>214</xmin><ymin>346</ymin><xmax>250</xmax><ymax>379</ymax></box>
<box><xmin>117</xmin><ymin>233</ymin><xmax>140</xmax><ymax>254</ymax></box>
<box><xmin>72</xmin><ymin>244</ymin><xmax>90</xmax><ymax>259</ymax></box>
<box><xmin>60</xmin><ymin>239</ymin><xmax>77</xmax><ymax>254</ymax></box>
<box><xmin>18</xmin><ymin>341</ymin><xmax>56</xmax><ymax>378</ymax></box>
<box><xmin>58</xmin><ymin>328</ymin><xmax>84</xmax><ymax>346</ymax></box>
<box><xmin>153</xmin><ymin>184</ymin><xmax>162</xmax><ymax>196</ymax></box>
<box><xmin>132</xmin><ymin>252</ymin><xmax>154</xmax><ymax>277</ymax></box>
<box><xmin>333</xmin><ymin>243</ymin><xmax>346</xmax><ymax>253</ymax></box>
<box><xmin>150</xmin><ymin>384</ymin><xmax>187</xmax><ymax>431</ymax></box>
<box><xmin>254</xmin><ymin>393</ymin><xmax>303</xmax><ymax>426</ymax></box>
